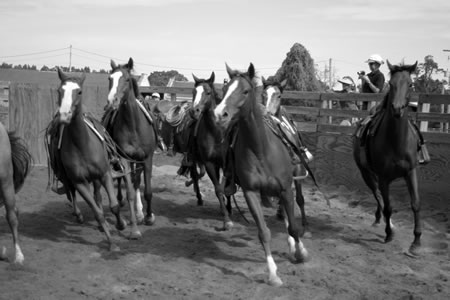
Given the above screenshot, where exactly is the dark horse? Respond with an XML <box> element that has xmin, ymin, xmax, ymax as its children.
<box><xmin>105</xmin><ymin>58</ymin><xmax>157</xmax><ymax>232</ymax></box>
<box><xmin>53</xmin><ymin>68</ymin><xmax>126</xmax><ymax>251</ymax></box>
<box><xmin>214</xmin><ymin>64</ymin><xmax>308</xmax><ymax>286</ymax></box>
<box><xmin>191</xmin><ymin>72</ymin><xmax>233</xmax><ymax>230</ymax></box>
<box><xmin>353</xmin><ymin>61</ymin><xmax>422</xmax><ymax>256</ymax></box>
<box><xmin>0</xmin><ymin>123</ymin><xmax>32</xmax><ymax>264</ymax></box>
<box><xmin>261</xmin><ymin>78</ymin><xmax>311</xmax><ymax>236</ymax></box>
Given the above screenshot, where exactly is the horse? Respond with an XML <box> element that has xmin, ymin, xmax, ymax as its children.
<box><xmin>261</xmin><ymin>77</ymin><xmax>311</xmax><ymax>236</ymax></box>
<box><xmin>0</xmin><ymin>124</ymin><xmax>32</xmax><ymax>264</ymax></box>
<box><xmin>52</xmin><ymin>68</ymin><xmax>126</xmax><ymax>251</ymax></box>
<box><xmin>214</xmin><ymin>63</ymin><xmax>308</xmax><ymax>286</ymax></box>
<box><xmin>353</xmin><ymin>61</ymin><xmax>422</xmax><ymax>256</ymax></box>
<box><xmin>191</xmin><ymin>72</ymin><xmax>233</xmax><ymax>230</ymax></box>
<box><xmin>105</xmin><ymin>58</ymin><xmax>157</xmax><ymax>234</ymax></box>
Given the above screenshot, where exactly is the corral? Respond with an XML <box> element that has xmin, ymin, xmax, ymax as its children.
<box><xmin>0</xmin><ymin>81</ymin><xmax>449</xmax><ymax>299</ymax></box>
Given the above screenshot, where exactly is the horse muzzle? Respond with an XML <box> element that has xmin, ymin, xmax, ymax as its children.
<box><xmin>58</xmin><ymin>111</ymin><xmax>72</xmax><ymax>124</ymax></box>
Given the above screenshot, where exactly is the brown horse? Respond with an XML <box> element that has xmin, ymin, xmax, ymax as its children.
<box><xmin>261</xmin><ymin>78</ymin><xmax>311</xmax><ymax>236</ymax></box>
<box><xmin>53</xmin><ymin>68</ymin><xmax>125</xmax><ymax>251</ymax></box>
<box><xmin>353</xmin><ymin>61</ymin><xmax>422</xmax><ymax>256</ymax></box>
<box><xmin>105</xmin><ymin>58</ymin><xmax>157</xmax><ymax>233</ymax></box>
<box><xmin>191</xmin><ymin>72</ymin><xmax>233</xmax><ymax>230</ymax></box>
<box><xmin>0</xmin><ymin>124</ymin><xmax>32</xmax><ymax>264</ymax></box>
<box><xmin>214</xmin><ymin>63</ymin><xmax>308</xmax><ymax>286</ymax></box>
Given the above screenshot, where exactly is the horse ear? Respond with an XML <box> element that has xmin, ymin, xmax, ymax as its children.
<box><xmin>80</xmin><ymin>72</ymin><xmax>86</xmax><ymax>85</ymax></box>
<box><xmin>192</xmin><ymin>73</ymin><xmax>201</xmax><ymax>84</ymax></box>
<box><xmin>225</xmin><ymin>63</ymin><xmax>237</xmax><ymax>78</ymax></box>
<box><xmin>248</xmin><ymin>63</ymin><xmax>255</xmax><ymax>79</ymax></box>
<box><xmin>280</xmin><ymin>78</ymin><xmax>288</xmax><ymax>89</ymax></box>
<box><xmin>386</xmin><ymin>60</ymin><xmax>393</xmax><ymax>72</ymax></box>
<box><xmin>127</xmin><ymin>57</ymin><xmax>134</xmax><ymax>70</ymax></box>
<box><xmin>208</xmin><ymin>71</ymin><xmax>215</xmax><ymax>83</ymax></box>
<box><xmin>57</xmin><ymin>67</ymin><xmax>67</xmax><ymax>82</ymax></box>
<box><xmin>110</xmin><ymin>59</ymin><xmax>117</xmax><ymax>70</ymax></box>
<box><xmin>261</xmin><ymin>76</ymin><xmax>267</xmax><ymax>86</ymax></box>
<box><xmin>409</xmin><ymin>61</ymin><xmax>418</xmax><ymax>73</ymax></box>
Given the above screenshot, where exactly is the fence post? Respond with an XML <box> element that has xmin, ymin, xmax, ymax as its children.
<box><xmin>170</xmin><ymin>93</ymin><xmax>176</xmax><ymax>101</ymax></box>
<box><xmin>420</xmin><ymin>101</ymin><xmax>430</xmax><ymax>132</ymax></box>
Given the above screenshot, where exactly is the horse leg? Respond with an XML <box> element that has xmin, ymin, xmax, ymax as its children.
<box><xmin>191</xmin><ymin>164</ymin><xmax>204</xmax><ymax>206</ymax></box>
<box><xmin>1</xmin><ymin>182</ymin><xmax>24</xmax><ymax>264</ymax></box>
<box><xmin>243</xmin><ymin>190</ymin><xmax>282</xmax><ymax>287</ymax></box>
<box><xmin>280</xmin><ymin>188</ymin><xmax>309</xmax><ymax>263</ymax></box>
<box><xmin>67</xmin><ymin>184</ymin><xmax>83</xmax><ymax>224</ymax></box>
<box><xmin>359</xmin><ymin>169</ymin><xmax>382</xmax><ymax>226</ymax></box>
<box><xmin>293</xmin><ymin>165</ymin><xmax>309</xmax><ymax>237</ymax></box>
<box><xmin>101</xmin><ymin>172</ymin><xmax>126</xmax><ymax>232</ymax></box>
<box><xmin>121</xmin><ymin>159</ymin><xmax>141</xmax><ymax>239</ymax></box>
<box><xmin>143</xmin><ymin>156</ymin><xmax>156</xmax><ymax>225</ymax></box>
<box><xmin>405</xmin><ymin>169</ymin><xmax>422</xmax><ymax>256</ymax></box>
<box><xmin>379</xmin><ymin>180</ymin><xmax>395</xmax><ymax>243</ymax></box>
<box><xmin>75</xmin><ymin>181</ymin><xmax>118</xmax><ymax>251</ymax></box>
<box><xmin>133</xmin><ymin>165</ymin><xmax>145</xmax><ymax>224</ymax></box>
<box><xmin>116</xmin><ymin>177</ymin><xmax>125</xmax><ymax>208</ymax></box>
<box><xmin>206</xmin><ymin>162</ymin><xmax>233</xmax><ymax>230</ymax></box>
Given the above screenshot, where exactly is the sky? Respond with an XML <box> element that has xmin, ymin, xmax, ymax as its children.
<box><xmin>1</xmin><ymin>0</ymin><xmax>449</xmax><ymax>85</ymax></box>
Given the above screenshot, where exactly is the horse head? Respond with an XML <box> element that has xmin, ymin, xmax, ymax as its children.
<box><xmin>214</xmin><ymin>63</ymin><xmax>255</xmax><ymax>131</ymax></box>
<box><xmin>107</xmin><ymin>57</ymin><xmax>138</xmax><ymax>110</ymax></box>
<box><xmin>387</xmin><ymin>60</ymin><xmax>418</xmax><ymax>118</ymax></box>
<box><xmin>191</xmin><ymin>72</ymin><xmax>217</xmax><ymax>120</ymax></box>
<box><xmin>262</xmin><ymin>77</ymin><xmax>287</xmax><ymax>115</ymax></box>
<box><xmin>56</xmin><ymin>68</ymin><xmax>86</xmax><ymax>124</ymax></box>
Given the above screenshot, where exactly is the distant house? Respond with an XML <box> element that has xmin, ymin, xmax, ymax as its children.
<box><xmin>165</xmin><ymin>77</ymin><xmax>224</xmax><ymax>102</ymax></box>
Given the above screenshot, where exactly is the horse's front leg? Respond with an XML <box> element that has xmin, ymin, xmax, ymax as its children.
<box><xmin>244</xmin><ymin>190</ymin><xmax>282</xmax><ymax>286</ymax></box>
<box><xmin>121</xmin><ymin>159</ymin><xmax>141</xmax><ymax>239</ymax></box>
<box><xmin>101</xmin><ymin>173</ymin><xmax>126</xmax><ymax>232</ymax></box>
<box><xmin>379</xmin><ymin>180</ymin><xmax>395</xmax><ymax>243</ymax></box>
<box><xmin>1</xmin><ymin>183</ymin><xmax>24</xmax><ymax>264</ymax></box>
<box><xmin>405</xmin><ymin>168</ymin><xmax>422</xmax><ymax>256</ymax></box>
<box><xmin>143</xmin><ymin>155</ymin><xmax>155</xmax><ymax>225</ymax></box>
<box><xmin>293</xmin><ymin>164</ymin><xmax>310</xmax><ymax>237</ymax></box>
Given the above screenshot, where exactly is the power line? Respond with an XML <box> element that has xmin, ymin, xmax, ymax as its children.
<box><xmin>1</xmin><ymin>53</ymin><xmax>68</xmax><ymax>63</ymax></box>
<box><xmin>0</xmin><ymin>47</ymin><xmax>69</xmax><ymax>59</ymax></box>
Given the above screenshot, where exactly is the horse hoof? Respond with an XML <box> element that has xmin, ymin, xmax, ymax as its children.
<box><xmin>136</xmin><ymin>216</ymin><xmax>145</xmax><ymax>225</ymax></box>
<box><xmin>197</xmin><ymin>201</ymin><xmax>204</xmax><ymax>207</ymax></box>
<box><xmin>384</xmin><ymin>233</ymin><xmax>394</xmax><ymax>243</ymax></box>
<box><xmin>295</xmin><ymin>249</ymin><xmax>309</xmax><ymax>263</ymax></box>
<box><xmin>14</xmin><ymin>253</ymin><xmax>25</xmax><ymax>265</ymax></box>
<box><xmin>116</xmin><ymin>219</ymin><xmax>127</xmax><ymax>231</ymax></box>
<box><xmin>76</xmin><ymin>215</ymin><xmax>84</xmax><ymax>224</ymax></box>
<box><xmin>223</xmin><ymin>221</ymin><xmax>234</xmax><ymax>231</ymax></box>
<box><xmin>0</xmin><ymin>247</ymin><xmax>7</xmax><ymax>261</ymax></box>
<box><xmin>268</xmin><ymin>276</ymin><xmax>283</xmax><ymax>287</ymax></box>
<box><xmin>129</xmin><ymin>230</ymin><xmax>142</xmax><ymax>240</ymax></box>
<box><xmin>109</xmin><ymin>244</ymin><xmax>120</xmax><ymax>252</ymax></box>
<box><xmin>372</xmin><ymin>221</ymin><xmax>381</xmax><ymax>227</ymax></box>
<box><xmin>302</xmin><ymin>231</ymin><xmax>313</xmax><ymax>239</ymax></box>
<box><xmin>145</xmin><ymin>214</ymin><xmax>156</xmax><ymax>226</ymax></box>
<box><xmin>405</xmin><ymin>244</ymin><xmax>421</xmax><ymax>258</ymax></box>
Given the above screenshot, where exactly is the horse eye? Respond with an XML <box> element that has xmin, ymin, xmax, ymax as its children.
<box><xmin>244</xmin><ymin>90</ymin><xmax>249</xmax><ymax>95</ymax></box>
<box><xmin>78</xmin><ymin>91</ymin><xmax>82</xmax><ymax>95</ymax></box>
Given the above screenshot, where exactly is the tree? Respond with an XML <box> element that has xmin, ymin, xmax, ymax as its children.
<box><xmin>148</xmin><ymin>70</ymin><xmax>188</xmax><ymax>86</ymax></box>
<box><xmin>413</xmin><ymin>55</ymin><xmax>447</xmax><ymax>94</ymax></box>
<box><xmin>0</xmin><ymin>62</ymin><xmax>13</xmax><ymax>69</ymax></box>
<box><xmin>272</xmin><ymin>43</ymin><xmax>323</xmax><ymax>92</ymax></box>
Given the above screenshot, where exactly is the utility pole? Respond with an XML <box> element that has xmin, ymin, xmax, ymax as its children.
<box><xmin>69</xmin><ymin>45</ymin><xmax>72</xmax><ymax>72</ymax></box>
<box><xmin>328</xmin><ymin>58</ymin><xmax>332</xmax><ymax>88</ymax></box>
<box><xmin>443</xmin><ymin>50</ymin><xmax>450</xmax><ymax>132</ymax></box>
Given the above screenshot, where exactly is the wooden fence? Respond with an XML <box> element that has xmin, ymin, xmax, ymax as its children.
<box><xmin>7</xmin><ymin>84</ymin><xmax>450</xmax><ymax>197</ymax></box>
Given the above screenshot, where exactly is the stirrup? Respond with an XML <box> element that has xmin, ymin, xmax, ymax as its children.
<box><xmin>51</xmin><ymin>181</ymin><xmax>66</xmax><ymax>195</ymax></box>
<box><xmin>418</xmin><ymin>145</ymin><xmax>430</xmax><ymax>165</ymax></box>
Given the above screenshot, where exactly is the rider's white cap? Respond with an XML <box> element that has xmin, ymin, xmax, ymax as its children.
<box><xmin>365</xmin><ymin>54</ymin><xmax>384</xmax><ymax>65</ymax></box>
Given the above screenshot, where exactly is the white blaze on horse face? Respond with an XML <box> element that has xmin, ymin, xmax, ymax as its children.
<box><xmin>108</xmin><ymin>71</ymin><xmax>123</xmax><ymax>102</ymax></box>
<box><xmin>193</xmin><ymin>85</ymin><xmax>204</xmax><ymax>107</ymax></box>
<box><xmin>60</xmin><ymin>82</ymin><xmax>80</xmax><ymax>114</ymax></box>
<box><xmin>265</xmin><ymin>87</ymin><xmax>277</xmax><ymax>112</ymax></box>
<box><xmin>214</xmin><ymin>80</ymin><xmax>239</xmax><ymax>119</ymax></box>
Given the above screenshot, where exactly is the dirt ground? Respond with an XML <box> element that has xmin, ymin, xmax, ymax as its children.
<box><xmin>0</xmin><ymin>152</ymin><xmax>449</xmax><ymax>300</ymax></box>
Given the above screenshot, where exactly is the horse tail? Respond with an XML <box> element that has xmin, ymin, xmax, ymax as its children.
<box><xmin>8</xmin><ymin>132</ymin><xmax>33</xmax><ymax>193</ymax></box>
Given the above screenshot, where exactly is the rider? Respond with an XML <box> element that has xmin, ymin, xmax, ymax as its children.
<box><xmin>151</xmin><ymin>92</ymin><xmax>161</xmax><ymax>101</ymax></box>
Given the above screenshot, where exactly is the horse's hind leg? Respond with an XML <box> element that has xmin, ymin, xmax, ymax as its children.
<box><xmin>1</xmin><ymin>183</ymin><xmax>24</xmax><ymax>264</ymax></box>
<box><xmin>280</xmin><ymin>187</ymin><xmax>309</xmax><ymax>263</ymax></box>
<box><xmin>75</xmin><ymin>181</ymin><xmax>118</xmax><ymax>251</ymax></box>
<box><xmin>116</xmin><ymin>177</ymin><xmax>125</xmax><ymax>207</ymax></box>
<box><xmin>101</xmin><ymin>173</ymin><xmax>126</xmax><ymax>232</ymax></box>
<box><xmin>66</xmin><ymin>184</ymin><xmax>83</xmax><ymax>224</ymax></box>
<box><xmin>121</xmin><ymin>159</ymin><xmax>141</xmax><ymax>239</ymax></box>
<box><xmin>191</xmin><ymin>164</ymin><xmax>204</xmax><ymax>206</ymax></box>
<box><xmin>379</xmin><ymin>180</ymin><xmax>395</xmax><ymax>243</ymax></box>
<box><xmin>405</xmin><ymin>169</ymin><xmax>422</xmax><ymax>256</ymax></box>
<box><xmin>293</xmin><ymin>165</ymin><xmax>309</xmax><ymax>237</ymax></box>
<box><xmin>243</xmin><ymin>190</ymin><xmax>282</xmax><ymax>286</ymax></box>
